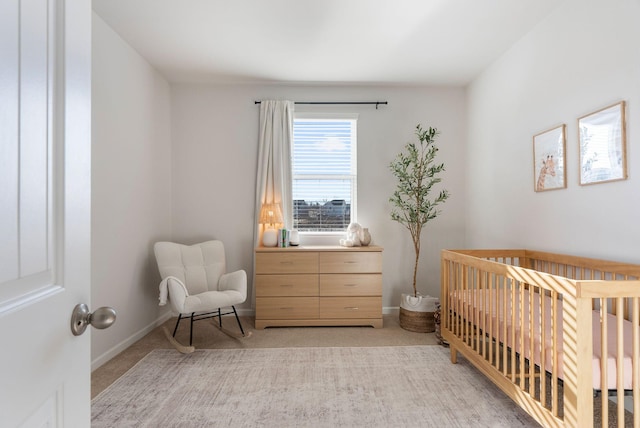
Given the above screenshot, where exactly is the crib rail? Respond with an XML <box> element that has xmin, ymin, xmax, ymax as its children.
<box><xmin>441</xmin><ymin>249</ymin><xmax>640</xmax><ymax>428</ymax></box>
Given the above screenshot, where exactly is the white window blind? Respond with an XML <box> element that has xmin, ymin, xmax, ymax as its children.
<box><xmin>292</xmin><ymin>114</ymin><xmax>357</xmax><ymax>232</ymax></box>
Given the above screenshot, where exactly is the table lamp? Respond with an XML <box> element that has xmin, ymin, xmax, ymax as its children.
<box><xmin>259</xmin><ymin>202</ymin><xmax>283</xmax><ymax>247</ymax></box>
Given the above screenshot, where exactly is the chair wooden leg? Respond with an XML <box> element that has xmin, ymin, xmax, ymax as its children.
<box><xmin>173</xmin><ymin>314</ymin><xmax>183</xmax><ymax>337</ymax></box>
<box><xmin>232</xmin><ymin>306</ymin><xmax>245</xmax><ymax>336</ymax></box>
<box><xmin>218</xmin><ymin>308</ymin><xmax>222</xmax><ymax>327</ymax></box>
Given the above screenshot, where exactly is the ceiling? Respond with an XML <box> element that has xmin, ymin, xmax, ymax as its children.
<box><xmin>92</xmin><ymin>0</ymin><xmax>564</xmax><ymax>86</ymax></box>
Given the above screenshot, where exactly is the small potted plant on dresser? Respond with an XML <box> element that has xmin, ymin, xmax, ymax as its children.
<box><xmin>389</xmin><ymin>124</ymin><xmax>450</xmax><ymax>332</ymax></box>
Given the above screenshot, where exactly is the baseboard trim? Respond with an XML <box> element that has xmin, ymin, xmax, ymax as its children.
<box><xmin>91</xmin><ymin>311</ymin><xmax>173</xmax><ymax>372</ymax></box>
<box><xmin>236</xmin><ymin>308</ymin><xmax>254</xmax><ymax>317</ymax></box>
<box><xmin>383</xmin><ymin>306</ymin><xmax>400</xmax><ymax>315</ymax></box>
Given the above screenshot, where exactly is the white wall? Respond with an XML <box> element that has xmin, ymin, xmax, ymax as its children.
<box><xmin>91</xmin><ymin>13</ymin><xmax>173</xmax><ymax>368</ymax></box>
<box><xmin>170</xmin><ymin>84</ymin><xmax>467</xmax><ymax>307</ymax></box>
<box><xmin>467</xmin><ymin>0</ymin><xmax>640</xmax><ymax>263</ymax></box>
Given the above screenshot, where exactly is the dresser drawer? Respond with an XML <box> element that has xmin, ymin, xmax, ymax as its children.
<box><xmin>319</xmin><ymin>297</ymin><xmax>381</xmax><ymax>319</ymax></box>
<box><xmin>319</xmin><ymin>252</ymin><xmax>382</xmax><ymax>274</ymax></box>
<box><xmin>256</xmin><ymin>274</ymin><xmax>318</xmax><ymax>297</ymax></box>
<box><xmin>319</xmin><ymin>274</ymin><xmax>382</xmax><ymax>296</ymax></box>
<box><xmin>256</xmin><ymin>297</ymin><xmax>319</xmax><ymax>319</ymax></box>
<box><xmin>255</xmin><ymin>252</ymin><xmax>318</xmax><ymax>274</ymax></box>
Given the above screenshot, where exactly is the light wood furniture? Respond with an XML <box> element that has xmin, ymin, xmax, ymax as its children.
<box><xmin>441</xmin><ymin>249</ymin><xmax>640</xmax><ymax>428</ymax></box>
<box><xmin>255</xmin><ymin>246</ymin><xmax>383</xmax><ymax>329</ymax></box>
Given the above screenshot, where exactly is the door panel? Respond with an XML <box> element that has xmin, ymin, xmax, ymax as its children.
<box><xmin>20</xmin><ymin>0</ymin><xmax>50</xmax><ymax>277</ymax></box>
<box><xmin>1</xmin><ymin>0</ymin><xmax>53</xmax><ymax>305</ymax></box>
<box><xmin>0</xmin><ymin>0</ymin><xmax>19</xmax><ymax>284</ymax></box>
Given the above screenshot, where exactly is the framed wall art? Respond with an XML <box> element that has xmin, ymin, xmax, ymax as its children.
<box><xmin>578</xmin><ymin>101</ymin><xmax>627</xmax><ymax>185</ymax></box>
<box><xmin>533</xmin><ymin>124</ymin><xmax>566</xmax><ymax>192</ymax></box>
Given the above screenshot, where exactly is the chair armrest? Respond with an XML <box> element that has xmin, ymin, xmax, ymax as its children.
<box><xmin>219</xmin><ymin>270</ymin><xmax>247</xmax><ymax>298</ymax></box>
<box><xmin>163</xmin><ymin>277</ymin><xmax>189</xmax><ymax>313</ymax></box>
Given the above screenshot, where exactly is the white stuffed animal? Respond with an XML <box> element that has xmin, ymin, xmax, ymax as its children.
<box><xmin>340</xmin><ymin>222</ymin><xmax>363</xmax><ymax>247</ymax></box>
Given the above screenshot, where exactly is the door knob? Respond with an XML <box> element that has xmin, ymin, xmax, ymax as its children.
<box><xmin>70</xmin><ymin>303</ymin><xmax>116</xmax><ymax>336</ymax></box>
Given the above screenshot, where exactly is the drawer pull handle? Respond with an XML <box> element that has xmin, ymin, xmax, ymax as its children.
<box><xmin>344</xmin><ymin>283</ymin><xmax>357</xmax><ymax>287</ymax></box>
<box><xmin>344</xmin><ymin>307</ymin><xmax>359</xmax><ymax>310</ymax></box>
<box><xmin>280</xmin><ymin>307</ymin><xmax>294</xmax><ymax>310</ymax></box>
<box><xmin>344</xmin><ymin>261</ymin><xmax>357</xmax><ymax>264</ymax></box>
<box><xmin>280</xmin><ymin>284</ymin><xmax>293</xmax><ymax>287</ymax></box>
<box><xmin>279</xmin><ymin>261</ymin><xmax>293</xmax><ymax>265</ymax></box>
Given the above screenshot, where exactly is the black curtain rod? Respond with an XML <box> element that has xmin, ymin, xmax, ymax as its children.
<box><xmin>254</xmin><ymin>101</ymin><xmax>388</xmax><ymax>109</ymax></box>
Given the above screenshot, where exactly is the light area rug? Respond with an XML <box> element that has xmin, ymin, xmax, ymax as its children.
<box><xmin>92</xmin><ymin>346</ymin><xmax>539</xmax><ymax>427</ymax></box>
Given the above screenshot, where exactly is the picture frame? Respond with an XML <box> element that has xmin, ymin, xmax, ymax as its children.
<box><xmin>578</xmin><ymin>101</ymin><xmax>627</xmax><ymax>185</ymax></box>
<box><xmin>533</xmin><ymin>124</ymin><xmax>566</xmax><ymax>192</ymax></box>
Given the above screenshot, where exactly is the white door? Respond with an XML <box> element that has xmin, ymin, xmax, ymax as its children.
<box><xmin>0</xmin><ymin>0</ymin><xmax>93</xmax><ymax>426</ymax></box>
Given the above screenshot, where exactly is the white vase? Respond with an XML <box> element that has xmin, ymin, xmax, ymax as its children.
<box><xmin>359</xmin><ymin>228</ymin><xmax>371</xmax><ymax>246</ymax></box>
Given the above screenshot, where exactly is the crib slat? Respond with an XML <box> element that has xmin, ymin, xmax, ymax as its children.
<box><xmin>616</xmin><ymin>298</ymin><xmax>624</xmax><ymax>425</ymax></box>
<box><xmin>454</xmin><ymin>263</ymin><xmax>460</xmax><ymax>339</ymax></box>
<box><xmin>540</xmin><ymin>290</ymin><xmax>547</xmax><ymax>407</ymax></box>
<box><xmin>481</xmin><ymin>271</ymin><xmax>487</xmax><ymax>360</ymax></box>
<box><xmin>601</xmin><ymin>299</ymin><xmax>608</xmax><ymax>427</ymax></box>
<box><xmin>632</xmin><ymin>297</ymin><xmax>639</xmax><ymax>428</ymax></box>
<box><xmin>461</xmin><ymin>267</ymin><xmax>466</xmax><ymax>343</ymax></box>
<box><xmin>511</xmin><ymin>280</ymin><xmax>517</xmax><ymax>383</ymax></box>
<box><xmin>467</xmin><ymin>272</ymin><xmax>472</xmax><ymax>347</ymax></box>
<box><xmin>464</xmin><ymin>268</ymin><xmax>469</xmax><ymax>346</ymax></box>
<box><xmin>502</xmin><ymin>278</ymin><xmax>508</xmax><ymax>377</ymax></box>
<box><xmin>452</xmin><ymin>263</ymin><xmax>456</xmax><ymax>337</ymax></box>
<box><xmin>529</xmin><ymin>284</ymin><xmax>535</xmax><ymax>396</ymax></box>
<box><xmin>471</xmin><ymin>269</ymin><xmax>482</xmax><ymax>354</ymax></box>
<box><xmin>467</xmin><ymin>269</ymin><xmax>472</xmax><ymax>348</ymax></box>
<box><xmin>456</xmin><ymin>263</ymin><xmax>461</xmax><ymax>339</ymax></box>
<box><xmin>445</xmin><ymin>261</ymin><xmax>450</xmax><ymax>333</ymax></box>
<box><xmin>552</xmin><ymin>291</ymin><xmax>559</xmax><ymax>418</ymax></box>
<box><xmin>488</xmin><ymin>273</ymin><xmax>494</xmax><ymax>367</ymax></box>
<box><xmin>519</xmin><ymin>282</ymin><xmax>525</xmax><ymax>390</ymax></box>
<box><xmin>623</xmin><ymin>275</ymin><xmax>630</xmax><ymax>320</ymax></box>
<box><xmin>476</xmin><ymin>269</ymin><xmax>481</xmax><ymax>355</ymax></box>
<box><xmin>448</xmin><ymin>262</ymin><xmax>454</xmax><ymax>337</ymax></box>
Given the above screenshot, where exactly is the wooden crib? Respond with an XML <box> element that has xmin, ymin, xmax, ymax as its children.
<box><xmin>441</xmin><ymin>249</ymin><xmax>640</xmax><ymax>428</ymax></box>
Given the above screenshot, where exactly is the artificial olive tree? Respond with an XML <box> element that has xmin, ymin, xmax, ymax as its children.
<box><xmin>389</xmin><ymin>124</ymin><xmax>450</xmax><ymax>298</ymax></box>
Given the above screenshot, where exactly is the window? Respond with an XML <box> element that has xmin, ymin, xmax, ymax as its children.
<box><xmin>292</xmin><ymin>114</ymin><xmax>357</xmax><ymax>232</ymax></box>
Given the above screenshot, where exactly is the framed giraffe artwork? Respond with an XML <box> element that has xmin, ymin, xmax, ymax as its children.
<box><xmin>578</xmin><ymin>101</ymin><xmax>627</xmax><ymax>186</ymax></box>
<box><xmin>533</xmin><ymin>124</ymin><xmax>566</xmax><ymax>192</ymax></box>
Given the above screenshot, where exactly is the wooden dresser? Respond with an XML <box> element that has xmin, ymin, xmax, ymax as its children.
<box><xmin>254</xmin><ymin>245</ymin><xmax>383</xmax><ymax>329</ymax></box>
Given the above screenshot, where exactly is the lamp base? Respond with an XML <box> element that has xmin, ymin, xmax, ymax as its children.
<box><xmin>262</xmin><ymin>229</ymin><xmax>278</xmax><ymax>247</ymax></box>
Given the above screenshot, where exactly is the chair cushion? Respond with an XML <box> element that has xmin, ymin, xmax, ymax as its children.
<box><xmin>183</xmin><ymin>289</ymin><xmax>245</xmax><ymax>314</ymax></box>
<box><xmin>155</xmin><ymin>241</ymin><xmax>226</xmax><ymax>295</ymax></box>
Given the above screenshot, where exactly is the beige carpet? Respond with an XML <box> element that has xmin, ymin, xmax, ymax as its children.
<box><xmin>92</xmin><ymin>314</ymin><xmax>437</xmax><ymax>398</ymax></box>
<box><xmin>92</xmin><ymin>346</ymin><xmax>539</xmax><ymax>427</ymax></box>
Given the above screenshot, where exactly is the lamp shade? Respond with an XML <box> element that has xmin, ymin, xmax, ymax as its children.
<box><xmin>259</xmin><ymin>202</ymin><xmax>283</xmax><ymax>227</ymax></box>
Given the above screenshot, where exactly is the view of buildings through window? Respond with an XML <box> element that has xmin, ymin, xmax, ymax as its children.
<box><xmin>292</xmin><ymin>115</ymin><xmax>357</xmax><ymax>232</ymax></box>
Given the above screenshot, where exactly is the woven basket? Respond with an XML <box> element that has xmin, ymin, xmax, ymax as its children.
<box><xmin>399</xmin><ymin>307</ymin><xmax>435</xmax><ymax>333</ymax></box>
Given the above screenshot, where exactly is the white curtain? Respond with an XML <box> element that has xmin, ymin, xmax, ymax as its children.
<box><xmin>254</xmin><ymin>100</ymin><xmax>294</xmax><ymax>248</ymax></box>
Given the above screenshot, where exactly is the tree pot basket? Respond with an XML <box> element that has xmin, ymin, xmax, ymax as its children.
<box><xmin>399</xmin><ymin>307</ymin><xmax>435</xmax><ymax>333</ymax></box>
<box><xmin>399</xmin><ymin>293</ymin><xmax>437</xmax><ymax>333</ymax></box>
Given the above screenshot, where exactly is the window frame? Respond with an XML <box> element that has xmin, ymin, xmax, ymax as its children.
<box><xmin>291</xmin><ymin>112</ymin><xmax>358</xmax><ymax>236</ymax></box>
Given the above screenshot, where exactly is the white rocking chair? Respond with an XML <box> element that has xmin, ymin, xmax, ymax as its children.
<box><xmin>154</xmin><ymin>240</ymin><xmax>248</xmax><ymax>345</ymax></box>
